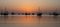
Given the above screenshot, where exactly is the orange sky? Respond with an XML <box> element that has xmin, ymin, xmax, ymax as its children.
<box><xmin>0</xmin><ymin>0</ymin><xmax>60</xmax><ymax>13</ymax></box>
<box><xmin>20</xmin><ymin>3</ymin><xmax>38</xmax><ymax>13</ymax></box>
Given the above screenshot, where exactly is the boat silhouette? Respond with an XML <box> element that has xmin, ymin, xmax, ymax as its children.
<box><xmin>25</xmin><ymin>13</ymin><xmax>30</xmax><ymax>15</ymax></box>
<box><xmin>3</xmin><ymin>11</ymin><xmax>9</xmax><ymax>15</ymax></box>
<box><xmin>37</xmin><ymin>7</ymin><xmax>42</xmax><ymax>16</ymax></box>
<box><xmin>49</xmin><ymin>8</ymin><xmax>59</xmax><ymax>16</ymax></box>
<box><xmin>37</xmin><ymin>12</ymin><xmax>42</xmax><ymax>16</ymax></box>
<box><xmin>11</xmin><ymin>12</ymin><xmax>15</xmax><ymax>15</ymax></box>
<box><xmin>0</xmin><ymin>11</ymin><xmax>9</xmax><ymax>15</ymax></box>
<box><xmin>0</xmin><ymin>8</ymin><xmax>9</xmax><ymax>15</ymax></box>
<box><xmin>32</xmin><ymin>13</ymin><xmax>35</xmax><ymax>15</ymax></box>
<box><xmin>53</xmin><ymin>12</ymin><xmax>59</xmax><ymax>16</ymax></box>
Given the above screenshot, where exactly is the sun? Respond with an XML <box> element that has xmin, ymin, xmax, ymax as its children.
<box><xmin>20</xmin><ymin>5</ymin><xmax>34</xmax><ymax>13</ymax></box>
<box><xmin>20</xmin><ymin>3</ymin><xmax>38</xmax><ymax>13</ymax></box>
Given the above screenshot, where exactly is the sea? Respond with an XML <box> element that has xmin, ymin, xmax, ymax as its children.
<box><xmin>0</xmin><ymin>15</ymin><xmax>60</xmax><ymax>27</ymax></box>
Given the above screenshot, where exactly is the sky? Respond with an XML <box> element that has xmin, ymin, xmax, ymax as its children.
<box><xmin>0</xmin><ymin>0</ymin><xmax>60</xmax><ymax>13</ymax></box>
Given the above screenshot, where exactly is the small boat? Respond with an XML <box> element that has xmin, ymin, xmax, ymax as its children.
<box><xmin>3</xmin><ymin>11</ymin><xmax>9</xmax><ymax>15</ymax></box>
<box><xmin>2</xmin><ymin>8</ymin><xmax>9</xmax><ymax>15</ymax></box>
<box><xmin>52</xmin><ymin>8</ymin><xmax>59</xmax><ymax>16</ymax></box>
<box><xmin>53</xmin><ymin>12</ymin><xmax>59</xmax><ymax>16</ymax></box>
<box><xmin>49</xmin><ymin>12</ymin><xmax>59</xmax><ymax>16</ymax></box>
<box><xmin>0</xmin><ymin>10</ymin><xmax>8</xmax><ymax>15</ymax></box>
<box><xmin>32</xmin><ymin>13</ymin><xmax>35</xmax><ymax>15</ymax></box>
<box><xmin>37</xmin><ymin>13</ymin><xmax>42</xmax><ymax>16</ymax></box>
<box><xmin>11</xmin><ymin>12</ymin><xmax>15</xmax><ymax>15</ymax></box>
<box><xmin>0</xmin><ymin>12</ymin><xmax>3</xmax><ymax>15</ymax></box>
<box><xmin>25</xmin><ymin>13</ymin><xmax>30</xmax><ymax>15</ymax></box>
<box><xmin>37</xmin><ymin>7</ymin><xmax>42</xmax><ymax>16</ymax></box>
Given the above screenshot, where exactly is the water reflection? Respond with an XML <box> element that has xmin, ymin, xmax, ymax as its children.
<box><xmin>0</xmin><ymin>15</ymin><xmax>60</xmax><ymax>27</ymax></box>
<box><xmin>0</xmin><ymin>16</ymin><xmax>41</xmax><ymax>24</ymax></box>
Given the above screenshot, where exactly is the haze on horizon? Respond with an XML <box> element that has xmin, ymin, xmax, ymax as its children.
<box><xmin>0</xmin><ymin>0</ymin><xmax>60</xmax><ymax>13</ymax></box>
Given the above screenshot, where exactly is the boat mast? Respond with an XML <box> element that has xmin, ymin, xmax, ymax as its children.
<box><xmin>38</xmin><ymin>6</ymin><xmax>41</xmax><ymax>13</ymax></box>
<box><xmin>5</xmin><ymin>7</ymin><xmax>7</xmax><ymax>11</ymax></box>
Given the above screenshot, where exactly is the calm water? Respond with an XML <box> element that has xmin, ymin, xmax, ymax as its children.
<box><xmin>0</xmin><ymin>15</ymin><xmax>60</xmax><ymax>27</ymax></box>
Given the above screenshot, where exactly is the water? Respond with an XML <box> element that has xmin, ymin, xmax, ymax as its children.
<box><xmin>0</xmin><ymin>15</ymin><xmax>60</xmax><ymax>27</ymax></box>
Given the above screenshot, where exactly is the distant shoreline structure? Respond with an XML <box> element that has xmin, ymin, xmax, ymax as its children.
<box><xmin>0</xmin><ymin>7</ymin><xmax>42</xmax><ymax>16</ymax></box>
<box><xmin>0</xmin><ymin>15</ymin><xmax>60</xmax><ymax>16</ymax></box>
<box><xmin>0</xmin><ymin>7</ymin><xmax>60</xmax><ymax>16</ymax></box>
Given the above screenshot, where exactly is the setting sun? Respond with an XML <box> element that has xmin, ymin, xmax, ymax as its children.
<box><xmin>20</xmin><ymin>4</ymin><xmax>38</xmax><ymax>13</ymax></box>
